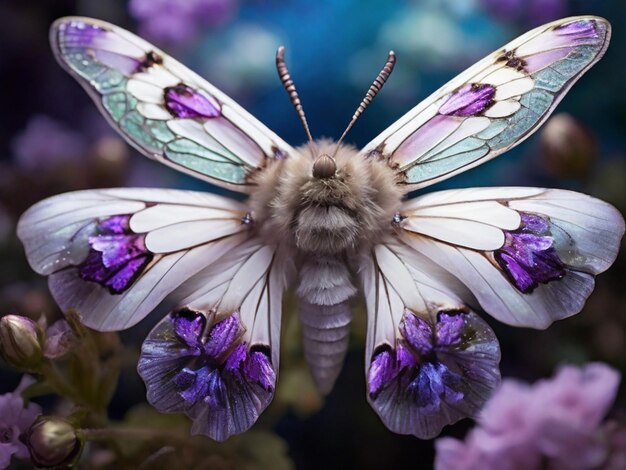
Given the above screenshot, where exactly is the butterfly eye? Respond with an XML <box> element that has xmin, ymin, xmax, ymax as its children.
<box><xmin>312</xmin><ymin>154</ymin><xmax>337</xmax><ymax>179</ymax></box>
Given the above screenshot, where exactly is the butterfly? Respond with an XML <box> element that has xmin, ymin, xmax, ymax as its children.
<box><xmin>17</xmin><ymin>16</ymin><xmax>624</xmax><ymax>441</ymax></box>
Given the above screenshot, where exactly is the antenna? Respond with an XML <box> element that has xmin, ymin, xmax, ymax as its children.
<box><xmin>276</xmin><ymin>46</ymin><xmax>314</xmax><ymax>146</ymax></box>
<box><xmin>334</xmin><ymin>51</ymin><xmax>396</xmax><ymax>154</ymax></box>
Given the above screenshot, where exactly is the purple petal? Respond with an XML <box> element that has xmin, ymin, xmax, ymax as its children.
<box><xmin>224</xmin><ymin>343</ymin><xmax>247</xmax><ymax>371</ymax></box>
<box><xmin>436</xmin><ymin>312</ymin><xmax>465</xmax><ymax>347</ymax></box>
<box><xmin>520</xmin><ymin>213</ymin><xmax>550</xmax><ymax>234</ymax></box>
<box><xmin>439</xmin><ymin>83</ymin><xmax>496</xmax><ymax>117</ymax></box>
<box><xmin>244</xmin><ymin>350</ymin><xmax>276</xmax><ymax>391</ymax></box>
<box><xmin>400</xmin><ymin>311</ymin><xmax>433</xmax><ymax>355</ymax></box>
<box><xmin>497</xmin><ymin>252</ymin><xmax>537</xmax><ymax>293</ymax></box>
<box><xmin>164</xmin><ymin>85</ymin><xmax>221</xmax><ymax>118</ymax></box>
<box><xmin>171</xmin><ymin>308</ymin><xmax>206</xmax><ymax>349</ymax></box>
<box><xmin>204</xmin><ymin>313</ymin><xmax>242</xmax><ymax>359</ymax></box>
<box><xmin>176</xmin><ymin>366</ymin><xmax>210</xmax><ymax>405</ymax></box>
<box><xmin>409</xmin><ymin>362</ymin><xmax>464</xmax><ymax>414</ymax></box>
<box><xmin>205</xmin><ymin>369</ymin><xmax>228</xmax><ymax>408</ymax></box>
<box><xmin>368</xmin><ymin>348</ymin><xmax>399</xmax><ymax>398</ymax></box>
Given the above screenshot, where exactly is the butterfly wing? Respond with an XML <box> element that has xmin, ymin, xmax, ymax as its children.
<box><xmin>138</xmin><ymin>239</ymin><xmax>292</xmax><ymax>441</ymax></box>
<box><xmin>360</xmin><ymin>241</ymin><xmax>501</xmax><ymax>438</ymax></box>
<box><xmin>360</xmin><ymin>16</ymin><xmax>610</xmax><ymax>189</ymax></box>
<box><xmin>395</xmin><ymin>187</ymin><xmax>624</xmax><ymax>328</ymax></box>
<box><xmin>51</xmin><ymin>17</ymin><xmax>294</xmax><ymax>192</ymax></box>
<box><xmin>17</xmin><ymin>188</ymin><xmax>257</xmax><ymax>330</ymax></box>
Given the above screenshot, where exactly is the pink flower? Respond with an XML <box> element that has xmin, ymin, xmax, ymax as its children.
<box><xmin>0</xmin><ymin>376</ymin><xmax>42</xmax><ymax>469</ymax></box>
<box><xmin>435</xmin><ymin>363</ymin><xmax>620</xmax><ymax>470</ymax></box>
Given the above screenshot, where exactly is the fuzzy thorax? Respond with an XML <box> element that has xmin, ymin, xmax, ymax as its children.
<box><xmin>249</xmin><ymin>139</ymin><xmax>403</xmax><ymax>255</ymax></box>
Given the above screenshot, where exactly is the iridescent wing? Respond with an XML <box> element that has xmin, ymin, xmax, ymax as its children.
<box><xmin>17</xmin><ymin>188</ymin><xmax>255</xmax><ymax>330</ymax></box>
<box><xmin>394</xmin><ymin>187</ymin><xmax>624</xmax><ymax>328</ymax></box>
<box><xmin>360</xmin><ymin>240</ymin><xmax>501</xmax><ymax>438</ymax></box>
<box><xmin>360</xmin><ymin>16</ymin><xmax>610</xmax><ymax>189</ymax></box>
<box><xmin>51</xmin><ymin>17</ymin><xmax>294</xmax><ymax>192</ymax></box>
<box><xmin>138</xmin><ymin>240</ymin><xmax>292</xmax><ymax>441</ymax></box>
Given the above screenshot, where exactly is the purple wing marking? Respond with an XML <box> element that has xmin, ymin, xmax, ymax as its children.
<box><xmin>78</xmin><ymin>215</ymin><xmax>153</xmax><ymax>294</ymax></box>
<box><xmin>164</xmin><ymin>85</ymin><xmax>221</xmax><ymax>119</ymax></box>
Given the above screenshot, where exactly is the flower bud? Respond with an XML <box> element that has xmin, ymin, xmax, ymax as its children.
<box><xmin>26</xmin><ymin>417</ymin><xmax>83</xmax><ymax>468</ymax></box>
<box><xmin>43</xmin><ymin>320</ymin><xmax>75</xmax><ymax>359</ymax></box>
<box><xmin>540</xmin><ymin>113</ymin><xmax>597</xmax><ymax>179</ymax></box>
<box><xmin>0</xmin><ymin>314</ymin><xmax>43</xmax><ymax>370</ymax></box>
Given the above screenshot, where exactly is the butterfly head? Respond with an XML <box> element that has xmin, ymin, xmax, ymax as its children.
<box><xmin>312</xmin><ymin>154</ymin><xmax>337</xmax><ymax>179</ymax></box>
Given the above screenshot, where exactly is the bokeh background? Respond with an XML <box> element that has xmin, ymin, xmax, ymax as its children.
<box><xmin>1</xmin><ymin>0</ymin><xmax>625</xmax><ymax>468</ymax></box>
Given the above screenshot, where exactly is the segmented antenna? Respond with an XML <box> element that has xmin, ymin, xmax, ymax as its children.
<box><xmin>335</xmin><ymin>51</ymin><xmax>396</xmax><ymax>152</ymax></box>
<box><xmin>276</xmin><ymin>46</ymin><xmax>314</xmax><ymax>145</ymax></box>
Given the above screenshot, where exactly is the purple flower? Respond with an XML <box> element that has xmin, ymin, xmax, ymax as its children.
<box><xmin>367</xmin><ymin>309</ymin><xmax>501</xmax><ymax>439</ymax></box>
<box><xmin>435</xmin><ymin>363</ymin><xmax>621</xmax><ymax>470</ymax></box>
<box><xmin>129</xmin><ymin>0</ymin><xmax>237</xmax><ymax>44</ymax></box>
<box><xmin>480</xmin><ymin>0</ymin><xmax>568</xmax><ymax>24</ymax></box>
<box><xmin>0</xmin><ymin>376</ymin><xmax>42</xmax><ymax>469</ymax></box>
<box><xmin>11</xmin><ymin>115</ymin><xmax>88</xmax><ymax>170</ymax></box>
<box><xmin>495</xmin><ymin>212</ymin><xmax>566</xmax><ymax>293</ymax></box>
<box><xmin>137</xmin><ymin>308</ymin><xmax>276</xmax><ymax>441</ymax></box>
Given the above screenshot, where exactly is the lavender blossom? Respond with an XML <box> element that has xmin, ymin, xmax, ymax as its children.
<box><xmin>480</xmin><ymin>0</ymin><xmax>568</xmax><ymax>24</ymax></box>
<box><xmin>129</xmin><ymin>0</ymin><xmax>236</xmax><ymax>44</ymax></box>
<box><xmin>435</xmin><ymin>363</ymin><xmax>621</xmax><ymax>470</ymax></box>
<box><xmin>0</xmin><ymin>376</ymin><xmax>41</xmax><ymax>469</ymax></box>
<box><xmin>11</xmin><ymin>115</ymin><xmax>87</xmax><ymax>170</ymax></box>
<box><xmin>138</xmin><ymin>308</ymin><xmax>276</xmax><ymax>441</ymax></box>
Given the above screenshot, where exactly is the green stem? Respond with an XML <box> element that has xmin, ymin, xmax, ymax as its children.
<box><xmin>82</xmin><ymin>427</ymin><xmax>207</xmax><ymax>449</ymax></box>
<box><xmin>39</xmin><ymin>361</ymin><xmax>84</xmax><ymax>405</ymax></box>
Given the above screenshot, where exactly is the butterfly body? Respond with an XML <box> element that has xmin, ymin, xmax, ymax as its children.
<box><xmin>18</xmin><ymin>16</ymin><xmax>625</xmax><ymax>440</ymax></box>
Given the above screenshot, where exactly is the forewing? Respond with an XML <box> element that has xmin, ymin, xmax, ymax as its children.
<box><xmin>17</xmin><ymin>188</ymin><xmax>253</xmax><ymax>330</ymax></box>
<box><xmin>360</xmin><ymin>242</ymin><xmax>501</xmax><ymax>438</ymax></box>
<box><xmin>51</xmin><ymin>17</ymin><xmax>294</xmax><ymax>192</ymax></box>
<box><xmin>360</xmin><ymin>16</ymin><xmax>610</xmax><ymax>189</ymax></box>
<box><xmin>397</xmin><ymin>187</ymin><xmax>624</xmax><ymax>328</ymax></box>
<box><xmin>138</xmin><ymin>240</ymin><xmax>293</xmax><ymax>441</ymax></box>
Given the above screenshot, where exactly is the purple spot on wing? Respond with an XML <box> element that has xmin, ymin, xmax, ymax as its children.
<box><xmin>439</xmin><ymin>83</ymin><xmax>496</xmax><ymax>117</ymax></box>
<box><xmin>62</xmin><ymin>21</ymin><xmax>106</xmax><ymax>47</ymax></box>
<box><xmin>172</xmin><ymin>309</ymin><xmax>206</xmax><ymax>350</ymax></box>
<box><xmin>204</xmin><ymin>314</ymin><xmax>242</xmax><ymax>358</ymax></box>
<box><xmin>436</xmin><ymin>312</ymin><xmax>465</xmax><ymax>347</ymax></box>
<box><xmin>409</xmin><ymin>362</ymin><xmax>464</xmax><ymax>413</ymax></box>
<box><xmin>205</xmin><ymin>369</ymin><xmax>228</xmax><ymax>408</ymax></box>
<box><xmin>495</xmin><ymin>212</ymin><xmax>566</xmax><ymax>293</ymax></box>
<box><xmin>244</xmin><ymin>349</ymin><xmax>276</xmax><ymax>391</ymax></box>
<box><xmin>368</xmin><ymin>348</ymin><xmax>399</xmax><ymax>398</ymax></box>
<box><xmin>164</xmin><ymin>84</ymin><xmax>221</xmax><ymax>118</ymax></box>
<box><xmin>78</xmin><ymin>215</ymin><xmax>153</xmax><ymax>294</ymax></box>
<box><xmin>555</xmin><ymin>20</ymin><xmax>598</xmax><ymax>39</ymax></box>
<box><xmin>368</xmin><ymin>310</ymin><xmax>468</xmax><ymax>408</ymax></box>
<box><xmin>400</xmin><ymin>311</ymin><xmax>433</xmax><ymax>355</ymax></box>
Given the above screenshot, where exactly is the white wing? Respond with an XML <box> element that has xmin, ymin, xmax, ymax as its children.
<box><xmin>17</xmin><ymin>188</ymin><xmax>253</xmax><ymax>330</ymax></box>
<box><xmin>360</xmin><ymin>16</ymin><xmax>610</xmax><ymax>189</ymax></box>
<box><xmin>397</xmin><ymin>187</ymin><xmax>624</xmax><ymax>328</ymax></box>
<box><xmin>51</xmin><ymin>17</ymin><xmax>295</xmax><ymax>192</ymax></box>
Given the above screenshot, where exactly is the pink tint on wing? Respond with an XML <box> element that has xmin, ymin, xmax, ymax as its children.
<box><xmin>392</xmin><ymin>115</ymin><xmax>461</xmax><ymax>168</ymax></box>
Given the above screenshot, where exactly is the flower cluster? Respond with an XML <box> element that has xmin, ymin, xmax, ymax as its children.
<box><xmin>435</xmin><ymin>363</ymin><xmax>622</xmax><ymax>469</ymax></box>
<box><xmin>129</xmin><ymin>0</ymin><xmax>237</xmax><ymax>44</ymax></box>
